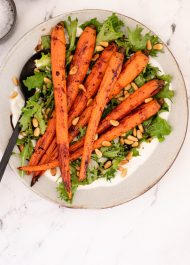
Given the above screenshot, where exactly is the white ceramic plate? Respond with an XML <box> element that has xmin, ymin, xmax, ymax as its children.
<box><xmin>0</xmin><ymin>10</ymin><xmax>188</xmax><ymax>208</ymax></box>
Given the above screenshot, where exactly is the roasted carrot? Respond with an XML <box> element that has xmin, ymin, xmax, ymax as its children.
<box><xmin>69</xmin><ymin>79</ymin><xmax>164</xmax><ymax>153</ymax></box>
<box><xmin>69</xmin><ymin>51</ymin><xmax>149</xmax><ymax>143</ymax></box>
<box><xmin>68</xmin><ymin>44</ymin><xmax>116</xmax><ymax>127</ymax></box>
<box><xmin>67</xmin><ymin>26</ymin><xmax>96</xmax><ymax>111</ymax></box>
<box><xmin>79</xmin><ymin>50</ymin><xmax>124</xmax><ymax>181</ymax></box>
<box><xmin>19</xmin><ymin>100</ymin><xmax>161</xmax><ymax>172</ymax></box>
<box><xmin>27</xmin><ymin>112</ymin><xmax>56</xmax><ymax>171</ymax></box>
<box><xmin>51</xmin><ymin>24</ymin><xmax>71</xmax><ymax>195</ymax></box>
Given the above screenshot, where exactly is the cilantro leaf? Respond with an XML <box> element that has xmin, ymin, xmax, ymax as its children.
<box><xmin>23</xmin><ymin>72</ymin><xmax>46</xmax><ymax>90</ymax></box>
<box><xmin>80</xmin><ymin>18</ymin><xmax>102</xmax><ymax>32</ymax></box>
<box><xmin>96</xmin><ymin>14</ymin><xmax>124</xmax><ymax>44</ymax></box>
<box><xmin>145</xmin><ymin>116</ymin><xmax>172</xmax><ymax>142</ymax></box>
<box><xmin>127</xmin><ymin>25</ymin><xmax>149</xmax><ymax>51</ymax></box>
<box><xmin>35</xmin><ymin>53</ymin><xmax>51</xmax><ymax>70</ymax></box>
<box><xmin>41</xmin><ymin>35</ymin><xmax>51</xmax><ymax>50</ymax></box>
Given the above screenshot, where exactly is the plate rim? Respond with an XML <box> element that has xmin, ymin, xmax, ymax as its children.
<box><xmin>0</xmin><ymin>9</ymin><xmax>189</xmax><ymax>209</ymax></box>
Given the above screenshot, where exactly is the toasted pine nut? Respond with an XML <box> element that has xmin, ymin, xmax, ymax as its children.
<box><xmin>102</xmin><ymin>141</ymin><xmax>112</xmax><ymax>147</ymax></box>
<box><xmin>50</xmin><ymin>168</ymin><xmax>57</xmax><ymax>176</ymax></box>
<box><xmin>110</xmin><ymin>119</ymin><xmax>119</xmax><ymax>127</ymax></box>
<box><xmin>126</xmin><ymin>151</ymin><xmax>133</xmax><ymax>161</ymax></box>
<box><xmin>120</xmin><ymin>159</ymin><xmax>129</xmax><ymax>165</ymax></box>
<box><xmin>120</xmin><ymin>137</ymin><xmax>124</xmax><ymax>145</ymax></box>
<box><xmin>145</xmin><ymin>97</ymin><xmax>153</xmax><ymax>103</ymax></box>
<box><xmin>69</xmin><ymin>65</ymin><xmax>78</xmax><ymax>75</ymax></box>
<box><xmin>77</xmin><ymin>171</ymin><xmax>80</xmax><ymax>177</ymax></box>
<box><xmin>138</xmin><ymin>124</ymin><xmax>144</xmax><ymax>133</ymax></box>
<box><xmin>10</xmin><ymin>91</ymin><xmax>18</xmax><ymax>99</ymax></box>
<box><xmin>21</xmin><ymin>131</ymin><xmax>27</xmax><ymax>137</ymax></box>
<box><xmin>94</xmin><ymin>134</ymin><xmax>98</xmax><ymax>140</ymax></box>
<box><xmin>72</xmin><ymin>117</ymin><xmax>79</xmax><ymax>126</ymax></box>
<box><xmin>34</xmin><ymin>68</ymin><xmax>40</xmax><ymax>73</ymax></box>
<box><xmin>115</xmin><ymin>91</ymin><xmax>124</xmax><ymax>98</ymax></box>
<box><xmin>32</xmin><ymin>118</ymin><xmax>39</xmax><ymax>128</ymax></box>
<box><xmin>132</xmin><ymin>142</ymin><xmax>138</xmax><ymax>147</ymax></box>
<box><xmin>87</xmin><ymin>98</ymin><xmax>93</xmax><ymax>106</ymax></box>
<box><xmin>104</xmin><ymin>160</ymin><xmax>112</xmax><ymax>169</ymax></box>
<box><xmin>99</xmin><ymin>41</ymin><xmax>109</xmax><ymax>47</ymax></box>
<box><xmin>78</xmin><ymin>84</ymin><xmax>86</xmax><ymax>92</ymax></box>
<box><xmin>137</xmin><ymin>130</ymin><xmax>143</xmax><ymax>139</ymax></box>
<box><xmin>92</xmin><ymin>53</ymin><xmax>99</xmax><ymax>61</ymax></box>
<box><xmin>95</xmin><ymin>45</ymin><xmax>104</xmax><ymax>52</ymax></box>
<box><xmin>69</xmin><ymin>55</ymin><xmax>73</xmax><ymax>62</ymax></box>
<box><xmin>124</xmin><ymin>91</ymin><xmax>129</xmax><ymax>97</ymax></box>
<box><xmin>34</xmin><ymin>127</ymin><xmax>40</xmax><ymax>137</ymax></box>
<box><xmin>118</xmin><ymin>96</ymin><xmax>125</xmax><ymax>101</ymax></box>
<box><xmin>127</xmin><ymin>135</ymin><xmax>138</xmax><ymax>142</ymax></box>
<box><xmin>121</xmin><ymin>167</ymin><xmax>127</xmax><ymax>177</ymax></box>
<box><xmin>146</xmin><ymin>40</ymin><xmax>152</xmax><ymax>50</ymax></box>
<box><xmin>12</xmin><ymin>76</ymin><xmax>19</xmax><ymax>86</ymax></box>
<box><xmin>133</xmin><ymin>127</ymin><xmax>137</xmax><ymax>137</ymax></box>
<box><xmin>95</xmin><ymin>148</ymin><xmax>102</xmax><ymax>158</ymax></box>
<box><xmin>153</xmin><ymin>43</ymin><xmax>163</xmax><ymax>50</ymax></box>
<box><xmin>124</xmin><ymin>84</ymin><xmax>131</xmax><ymax>91</ymax></box>
<box><xmin>124</xmin><ymin>139</ymin><xmax>133</xmax><ymax>145</ymax></box>
<box><xmin>44</xmin><ymin>77</ymin><xmax>52</xmax><ymax>84</ymax></box>
<box><xmin>131</xmin><ymin>82</ymin><xmax>138</xmax><ymax>91</ymax></box>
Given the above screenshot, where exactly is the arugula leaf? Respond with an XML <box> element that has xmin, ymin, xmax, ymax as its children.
<box><xmin>19</xmin><ymin>139</ymin><xmax>33</xmax><ymax>176</ymax></box>
<box><xmin>41</xmin><ymin>35</ymin><xmax>51</xmax><ymax>50</ymax></box>
<box><xmin>35</xmin><ymin>53</ymin><xmax>51</xmax><ymax>70</ymax></box>
<box><xmin>80</xmin><ymin>18</ymin><xmax>102</xmax><ymax>32</ymax></box>
<box><xmin>145</xmin><ymin>116</ymin><xmax>172</xmax><ymax>142</ymax></box>
<box><xmin>34</xmin><ymin>108</ymin><xmax>46</xmax><ymax>134</ymax></box>
<box><xmin>23</xmin><ymin>72</ymin><xmax>46</xmax><ymax>90</ymax></box>
<box><xmin>155</xmin><ymin>83</ymin><xmax>174</xmax><ymax>100</ymax></box>
<box><xmin>96</xmin><ymin>14</ymin><xmax>124</xmax><ymax>44</ymax></box>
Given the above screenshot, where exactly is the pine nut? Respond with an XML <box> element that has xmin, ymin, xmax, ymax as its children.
<box><xmin>94</xmin><ymin>134</ymin><xmax>98</xmax><ymax>141</ymax></box>
<box><xmin>34</xmin><ymin>68</ymin><xmax>40</xmax><ymax>73</ymax></box>
<box><xmin>126</xmin><ymin>151</ymin><xmax>133</xmax><ymax>161</ymax></box>
<box><xmin>77</xmin><ymin>171</ymin><xmax>80</xmax><ymax>177</ymax></box>
<box><xmin>138</xmin><ymin>124</ymin><xmax>144</xmax><ymax>133</ymax></box>
<box><xmin>72</xmin><ymin>117</ymin><xmax>79</xmax><ymax>126</ymax></box>
<box><xmin>69</xmin><ymin>65</ymin><xmax>78</xmax><ymax>75</ymax></box>
<box><xmin>124</xmin><ymin>139</ymin><xmax>133</xmax><ymax>145</ymax></box>
<box><xmin>92</xmin><ymin>53</ymin><xmax>99</xmax><ymax>61</ymax></box>
<box><xmin>12</xmin><ymin>76</ymin><xmax>19</xmax><ymax>86</ymax></box>
<box><xmin>99</xmin><ymin>41</ymin><xmax>109</xmax><ymax>47</ymax></box>
<box><xmin>87</xmin><ymin>98</ymin><xmax>93</xmax><ymax>106</ymax></box>
<box><xmin>34</xmin><ymin>127</ymin><xmax>40</xmax><ymax>137</ymax></box>
<box><xmin>137</xmin><ymin>130</ymin><xmax>143</xmax><ymax>139</ymax></box>
<box><xmin>133</xmin><ymin>127</ymin><xmax>137</xmax><ymax>137</ymax></box>
<box><xmin>32</xmin><ymin>118</ymin><xmax>39</xmax><ymax>128</ymax></box>
<box><xmin>76</xmin><ymin>166</ymin><xmax>80</xmax><ymax>171</ymax></box>
<box><xmin>120</xmin><ymin>160</ymin><xmax>129</xmax><ymax>165</ymax></box>
<box><xmin>95</xmin><ymin>148</ymin><xmax>102</xmax><ymax>158</ymax></box>
<box><xmin>50</xmin><ymin>168</ymin><xmax>57</xmax><ymax>176</ymax></box>
<box><xmin>120</xmin><ymin>137</ymin><xmax>124</xmax><ymax>145</ymax></box>
<box><xmin>153</xmin><ymin>43</ymin><xmax>163</xmax><ymax>50</ymax></box>
<box><xmin>44</xmin><ymin>77</ymin><xmax>52</xmax><ymax>84</ymax></box>
<box><xmin>21</xmin><ymin>131</ymin><xmax>27</xmax><ymax>137</ymax></box>
<box><xmin>127</xmin><ymin>135</ymin><xmax>138</xmax><ymax>142</ymax></box>
<box><xmin>69</xmin><ymin>55</ymin><xmax>73</xmax><ymax>62</ymax></box>
<box><xmin>124</xmin><ymin>84</ymin><xmax>131</xmax><ymax>91</ymax></box>
<box><xmin>95</xmin><ymin>45</ymin><xmax>104</xmax><ymax>52</ymax></box>
<box><xmin>118</xmin><ymin>96</ymin><xmax>125</xmax><ymax>101</ymax></box>
<box><xmin>145</xmin><ymin>97</ymin><xmax>153</xmax><ymax>103</ymax></box>
<box><xmin>115</xmin><ymin>91</ymin><xmax>124</xmax><ymax>98</ymax></box>
<box><xmin>104</xmin><ymin>160</ymin><xmax>112</xmax><ymax>169</ymax></box>
<box><xmin>146</xmin><ymin>40</ymin><xmax>152</xmax><ymax>50</ymax></box>
<box><xmin>121</xmin><ymin>167</ymin><xmax>127</xmax><ymax>177</ymax></box>
<box><xmin>124</xmin><ymin>91</ymin><xmax>129</xmax><ymax>97</ymax></box>
<box><xmin>110</xmin><ymin>120</ymin><xmax>119</xmax><ymax>127</ymax></box>
<box><xmin>131</xmin><ymin>82</ymin><xmax>138</xmax><ymax>91</ymax></box>
<box><xmin>9</xmin><ymin>91</ymin><xmax>18</xmax><ymax>99</ymax></box>
<box><xmin>102</xmin><ymin>141</ymin><xmax>112</xmax><ymax>147</ymax></box>
<box><xmin>78</xmin><ymin>84</ymin><xmax>86</xmax><ymax>92</ymax></box>
<box><xmin>132</xmin><ymin>142</ymin><xmax>138</xmax><ymax>147</ymax></box>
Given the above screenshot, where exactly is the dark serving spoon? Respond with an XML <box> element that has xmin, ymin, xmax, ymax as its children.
<box><xmin>0</xmin><ymin>51</ymin><xmax>47</xmax><ymax>181</ymax></box>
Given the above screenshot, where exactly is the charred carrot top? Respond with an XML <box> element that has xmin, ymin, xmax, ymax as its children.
<box><xmin>79</xmin><ymin>50</ymin><xmax>124</xmax><ymax>181</ymax></box>
<box><xmin>51</xmin><ymin>24</ymin><xmax>71</xmax><ymax>196</ymax></box>
<box><xmin>67</xmin><ymin>26</ymin><xmax>96</xmax><ymax>111</ymax></box>
<box><xmin>19</xmin><ymin>100</ymin><xmax>161</xmax><ymax>172</ymax></box>
<box><xmin>68</xmin><ymin>43</ymin><xmax>117</xmax><ymax>127</ymax></box>
<box><xmin>69</xmin><ymin>79</ymin><xmax>164</xmax><ymax>153</ymax></box>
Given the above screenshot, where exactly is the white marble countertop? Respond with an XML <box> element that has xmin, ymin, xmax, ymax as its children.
<box><xmin>0</xmin><ymin>0</ymin><xmax>190</xmax><ymax>264</ymax></box>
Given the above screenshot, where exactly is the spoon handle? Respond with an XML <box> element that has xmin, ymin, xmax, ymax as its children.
<box><xmin>0</xmin><ymin>121</ymin><xmax>20</xmax><ymax>181</ymax></box>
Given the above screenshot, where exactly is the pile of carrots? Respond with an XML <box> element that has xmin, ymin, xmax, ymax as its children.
<box><xmin>19</xmin><ymin>23</ymin><xmax>163</xmax><ymax>197</ymax></box>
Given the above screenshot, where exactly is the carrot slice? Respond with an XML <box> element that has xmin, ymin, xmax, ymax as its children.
<box><xmin>19</xmin><ymin>100</ymin><xmax>161</xmax><ymax>172</ymax></box>
<box><xmin>51</xmin><ymin>24</ymin><xmax>71</xmax><ymax>195</ymax></box>
<box><xmin>67</xmin><ymin>26</ymin><xmax>96</xmax><ymax>111</ymax></box>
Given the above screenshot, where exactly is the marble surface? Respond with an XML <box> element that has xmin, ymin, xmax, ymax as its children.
<box><xmin>0</xmin><ymin>0</ymin><xmax>190</xmax><ymax>264</ymax></box>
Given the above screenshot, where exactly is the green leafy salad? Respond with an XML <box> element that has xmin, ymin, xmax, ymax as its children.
<box><xmin>14</xmin><ymin>14</ymin><xmax>174</xmax><ymax>202</ymax></box>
